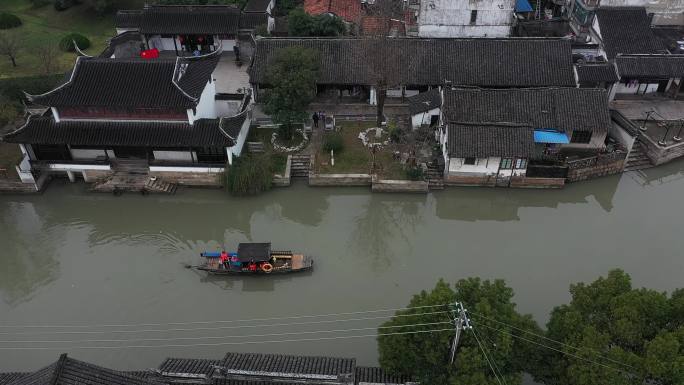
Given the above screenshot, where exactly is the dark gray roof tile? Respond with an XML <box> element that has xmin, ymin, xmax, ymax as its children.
<box><xmin>222</xmin><ymin>352</ymin><xmax>355</xmax><ymax>378</ymax></box>
<box><xmin>243</xmin><ymin>0</ymin><xmax>272</xmax><ymax>13</ymax></box>
<box><xmin>616</xmin><ymin>54</ymin><xmax>684</xmax><ymax>78</ymax></box>
<box><xmin>135</xmin><ymin>5</ymin><xmax>241</xmax><ymax>35</ymax></box>
<box><xmin>576</xmin><ymin>63</ymin><xmax>618</xmax><ymax>83</ymax></box>
<box><xmin>443</xmin><ymin>87</ymin><xmax>610</xmax><ymax>133</ymax></box>
<box><xmin>447</xmin><ymin>125</ymin><xmax>535</xmax><ymax>158</ymax></box>
<box><xmin>596</xmin><ymin>7</ymin><xmax>667</xmax><ymax>59</ymax></box>
<box><xmin>249</xmin><ymin>37</ymin><xmax>575</xmax><ymax>87</ymax></box>
<box><xmin>29</xmin><ymin>53</ymin><xmax>219</xmax><ymax>109</ymax></box>
<box><xmin>407</xmin><ymin>88</ymin><xmax>441</xmax><ymax>115</ymax></box>
<box><xmin>3</xmin><ymin>116</ymin><xmax>239</xmax><ymax>148</ymax></box>
<box><xmin>355</xmin><ymin>366</ymin><xmax>412</xmax><ymax>384</ymax></box>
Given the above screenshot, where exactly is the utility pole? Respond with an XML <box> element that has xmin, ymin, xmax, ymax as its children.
<box><xmin>449</xmin><ymin>301</ymin><xmax>472</xmax><ymax>365</ymax></box>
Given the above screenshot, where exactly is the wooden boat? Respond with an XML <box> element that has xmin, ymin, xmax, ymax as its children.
<box><xmin>194</xmin><ymin>243</ymin><xmax>314</xmax><ymax>275</ymax></box>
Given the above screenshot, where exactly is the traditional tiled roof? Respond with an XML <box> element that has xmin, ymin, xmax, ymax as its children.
<box><xmin>114</xmin><ymin>10</ymin><xmax>142</xmax><ymax>29</ymax></box>
<box><xmin>0</xmin><ymin>354</ymin><xmax>159</xmax><ymax>385</ymax></box>
<box><xmin>249</xmin><ymin>38</ymin><xmax>575</xmax><ymax>87</ymax></box>
<box><xmin>575</xmin><ymin>63</ymin><xmax>619</xmax><ymax>83</ymax></box>
<box><xmin>0</xmin><ymin>373</ymin><xmax>28</xmax><ymax>385</ymax></box>
<box><xmin>240</xmin><ymin>13</ymin><xmax>269</xmax><ymax>30</ymax></box>
<box><xmin>158</xmin><ymin>358</ymin><xmax>223</xmax><ymax>378</ymax></box>
<box><xmin>115</xmin><ymin>5</ymin><xmax>242</xmax><ymax>35</ymax></box>
<box><xmin>407</xmin><ymin>88</ymin><xmax>441</xmax><ymax>115</ymax></box>
<box><xmin>273</xmin><ymin>16</ymin><xmax>289</xmax><ymax>35</ymax></box>
<box><xmin>355</xmin><ymin>366</ymin><xmax>413</xmax><ymax>384</ymax></box>
<box><xmin>28</xmin><ymin>53</ymin><xmax>220</xmax><ymax>109</ymax></box>
<box><xmin>596</xmin><ymin>7</ymin><xmax>667</xmax><ymax>59</ymax></box>
<box><xmin>244</xmin><ymin>0</ymin><xmax>272</xmax><ymax>13</ymax></box>
<box><xmin>2</xmin><ymin>115</ymin><xmax>240</xmax><ymax>148</ymax></box>
<box><xmin>304</xmin><ymin>0</ymin><xmax>362</xmax><ymax>22</ymax></box>
<box><xmin>443</xmin><ymin>87</ymin><xmax>611</xmax><ymax>133</ymax></box>
<box><xmin>615</xmin><ymin>54</ymin><xmax>684</xmax><ymax>78</ymax></box>
<box><xmin>221</xmin><ymin>352</ymin><xmax>355</xmax><ymax>380</ymax></box>
<box><xmin>447</xmin><ymin>125</ymin><xmax>536</xmax><ymax>158</ymax></box>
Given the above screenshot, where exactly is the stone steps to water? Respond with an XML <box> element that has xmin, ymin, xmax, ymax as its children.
<box><xmin>624</xmin><ymin>142</ymin><xmax>655</xmax><ymax>172</ymax></box>
<box><xmin>111</xmin><ymin>159</ymin><xmax>149</xmax><ymax>175</ymax></box>
<box><xmin>290</xmin><ymin>154</ymin><xmax>310</xmax><ymax>178</ymax></box>
<box><xmin>145</xmin><ymin>177</ymin><xmax>177</xmax><ymax>194</ymax></box>
<box><xmin>247</xmin><ymin>141</ymin><xmax>265</xmax><ymax>153</ymax></box>
<box><xmin>426</xmin><ymin>165</ymin><xmax>444</xmax><ymax>190</ymax></box>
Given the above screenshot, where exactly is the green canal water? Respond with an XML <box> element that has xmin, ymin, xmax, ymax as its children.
<box><xmin>1</xmin><ymin>163</ymin><xmax>684</xmax><ymax>372</ymax></box>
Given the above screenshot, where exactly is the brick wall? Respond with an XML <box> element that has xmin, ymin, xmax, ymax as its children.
<box><xmin>510</xmin><ymin>177</ymin><xmax>565</xmax><ymax>189</ymax></box>
<box><xmin>641</xmin><ymin>137</ymin><xmax>684</xmax><ymax>165</ymax></box>
<box><xmin>566</xmin><ymin>152</ymin><xmax>626</xmax><ymax>182</ymax></box>
<box><xmin>444</xmin><ymin>174</ymin><xmax>496</xmax><ymax>187</ymax></box>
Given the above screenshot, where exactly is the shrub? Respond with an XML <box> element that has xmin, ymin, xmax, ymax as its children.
<box><xmin>0</xmin><ymin>100</ymin><xmax>20</xmax><ymax>128</ymax></box>
<box><xmin>388</xmin><ymin>121</ymin><xmax>403</xmax><ymax>143</ymax></box>
<box><xmin>225</xmin><ymin>152</ymin><xmax>273</xmax><ymax>195</ymax></box>
<box><xmin>254</xmin><ymin>24</ymin><xmax>269</xmax><ymax>37</ymax></box>
<box><xmin>0</xmin><ymin>74</ymin><xmax>64</xmax><ymax>102</ymax></box>
<box><xmin>323</xmin><ymin>132</ymin><xmax>344</xmax><ymax>153</ymax></box>
<box><xmin>405</xmin><ymin>166</ymin><xmax>424</xmax><ymax>181</ymax></box>
<box><xmin>0</xmin><ymin>13</ymin><xmax>22</xmax><ymax>29</ymax></box>
<box><xmin>59</xmin><ymin>33</ymin><xmax>90</xmax><ymax>52</ymax></box>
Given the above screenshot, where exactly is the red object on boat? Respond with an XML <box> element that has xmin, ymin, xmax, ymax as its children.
<box><xmin>140</xmin><ymin>48</ymin><xmax>159</xmax><ymax>59</ymax></box>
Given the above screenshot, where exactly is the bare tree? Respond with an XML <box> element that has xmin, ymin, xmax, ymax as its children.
<box><xmin>0</xmin><ymin>31</ymin><xmax>21</xmax><ymax>68</ymax></box>
<box><xmin>36</xmin><ymin>44</ymin><xmax>60</xmax><ymax>74</ymax></box>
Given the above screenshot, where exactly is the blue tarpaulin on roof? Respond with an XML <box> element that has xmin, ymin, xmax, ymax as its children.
<box><xmin>516</xmin><ymin>0</ymin><xmax>534</xmax><ymax>12</ymax></box>
<box><xmin>534</xmin><ymin>130</ymin><xmax>569</xmax><ymax>144</ymax></box>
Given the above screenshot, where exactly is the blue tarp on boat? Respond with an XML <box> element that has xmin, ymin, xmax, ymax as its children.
<box><xmin>534</xmin><ymin>130</ymin><xmax>569</xmax><ymax>144</ymax></box>
<box><xmin>516</xmin><ymin>0</ymin><xmax>534</xmax><ymax>12</ymax></box>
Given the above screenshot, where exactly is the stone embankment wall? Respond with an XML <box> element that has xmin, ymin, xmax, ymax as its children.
<box><xmin>82</xmin><ymin>170</ymin><xmax>113</xmax><ymax>183</ymax></box>
<box><xmin>566</xmin><ymin>151</ymin><xmax>627</xmax><ymax>182</ymax></box>
<box><xmin>272</xmin><ymin>155</ymin><xmax>291</xmax><ymax>187</ymax></box>
<box><xmin>444</xmin><ymin>174</ymin><xmax>496</xmax><ymax>187</ymax></box>
<box><xmin>372</xmin><ymin>178</ymin><xmax>429</xmax><ymax>193</ymax></box>
<box><xmin>149</xmin><ymin>171</ymin><xmax>223</xmax><ymax>186</ymax></box>
<box><xmin>641</xmin><ymin>137</ymin><xmax>684</xmax><ymax>165</ymax></box>
<box><xmin>510</xmin><ymin>177</ymin><xmax>565</xmax><ymax>188</ymax></box>
<box><xmin>0</xmin><ymin>178</ymin><xmax>40</xmax><ymax>193</ymax></box>
<box><xmin>308</xmin><ymin>173</ymin><xmax>372</xmax><ymax>186</ymax></box>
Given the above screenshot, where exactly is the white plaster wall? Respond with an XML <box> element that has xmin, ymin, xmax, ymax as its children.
<box><xmin>411</xmin><ymin>108</ymin><xmax>440</xmax><ymax>128</ymax></box>
<box><xmin>220</xmin><ymin>39</ymin><xmax>236</xmax><ymax>51</ymax></box>
<box><xmin>191</xmin><ymin>80</ymin><xmax>217</xmax><ymax>121</ymax></box>
<box><xmin>153</xmin><ymin>151</ymin><xmax>194</xmax><ymax>162</ymax></box>
<box><xmin>614</xmin><ymin>82</ymin><xmax>659</xmax><ymax>95</ymax></box>
<box><xmin>106</xmin><ymin>150</ymin><xmax>116</xmax><ymax>159</ymax></box>
<box><xmin>609</xmin><ymin>120</ymin><xmax>636</xmax><ymax>152</ymax></box>
<box><xmin>229</xmin><ymin>116</ymin><xmax>252</xmax><ymax>158</ymax></box>
<box><xmin>418</xmin><ymin>0</ymin><xmax>514</xmax><ymax>37</ymax></box>
<box><xmin>387</xmin><ymin>87</ymin><xmax>403</xmax><ymax>98</ymax></box>
<box><xmin>70</xmin><ymin>148</ymin><xmax>107</xmax><ymax>160</ymax></box>
<box><xmin>448</xmin><ymin>157</ymin><xmax>501</xmax><ymax>175</ymax></box>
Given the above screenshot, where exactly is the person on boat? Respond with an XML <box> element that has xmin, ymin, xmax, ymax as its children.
<box><xmin>220</xmin><ymin>251</ymin><xmax>229</xmax><ymax>268</ymax></box>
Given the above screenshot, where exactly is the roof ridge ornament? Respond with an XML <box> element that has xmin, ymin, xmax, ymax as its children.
<box><xmin>73</xmin><ymin>40</ymin><xmax>92</xmax><ymax>58</ymax></box>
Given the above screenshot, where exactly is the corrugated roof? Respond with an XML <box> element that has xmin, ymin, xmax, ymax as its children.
<box><xmin>249</xmin><ymin>37</ymin><xmax>576</xmax><ymax>87</ymax></box>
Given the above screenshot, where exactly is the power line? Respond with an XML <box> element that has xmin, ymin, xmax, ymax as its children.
<box><xmin>469</xmin><ymin>312</ymin><xmax>637</xmax><ymax>371</ymax></box>
<box><xmin>471</xmin><ymin>326</ymin><xmax>504</xmax><ymax>385</ymax></box>
<box><xmin>472</xmin><ymin>326</ymin><xmax>507</xmax><ymax>385</ymax></box>
<box><xmin>0</xmin><ymin>310</ymin><xmax>452</xmax><ymax>336</ymax></box>
<box><xmin>0</xmin><ymin>321</ymin><xmax>452</xmax><ymax>345</ymax></box>
<box><xmin>0</xmin><ymin>327</ymin><xmax>454</xmax><ymax>351</ymax></box>
<box><xmin>477</xmin><ymin>323</ymin><xmax>635</xmax><ymax>377</ymax></box>
<box><xmin>0</xmin><ymin>303</ymin><xmax>451</xmax><ymax>329</ymax></box>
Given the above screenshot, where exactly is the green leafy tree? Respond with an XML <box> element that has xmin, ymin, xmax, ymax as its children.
<box><xmin>529</xmin><ymin>269</ymin><xmax>684</xmax><ymax>385</ymax></box>
<box><xmin>287</xmin><ymin>8</ymin><xmax>345</xmax><ymax>37</ymax></box>
<box><xmin>378</xmin><ymin>278</ymin><xmax>540</xmax><ymax>385</ymax></box>
<box><xmin>263</xmin><ymin>46</ymin><xmax>319</xmax><ymax>140</ymax></box>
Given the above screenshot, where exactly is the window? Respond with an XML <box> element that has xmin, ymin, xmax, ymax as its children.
<box><xmin>464</xmin><ymin>157</ymin><xmax>476</xmax><ymax>165</ymax></box>
<box><xmin>571</xmin><ymin>131</ymin><xmax>592</xmax><ymax>144</ymax></box>
<box><xmin>515</xmin><ymin>158</ymin><xmax>528</xmax><ymax>169</ymax></box>
<box><xmin>470</xmin><ymin>10</ymin><xmax>478</xmax><ymax>24</ymax></box>
<box><xmin>500</xmin><ymin>158</ymin><xmax>513</xmax><ymax>169</ymax></box>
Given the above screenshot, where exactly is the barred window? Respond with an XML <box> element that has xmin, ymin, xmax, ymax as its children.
<box><xmin>500</xmin><ymin>158</ymin><xmax>513</xmax><ymax>169</ymax></box>
<box><xmin>515</xmin><ymin>158</ymin><xmax>528</xmax><ymax>169</ymax></box>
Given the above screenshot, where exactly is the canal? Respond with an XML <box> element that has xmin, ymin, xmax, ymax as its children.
<box><xmin>1</xmin><ymin>162</ymin><xmax>684</xmax><ymax>372</ymax></box>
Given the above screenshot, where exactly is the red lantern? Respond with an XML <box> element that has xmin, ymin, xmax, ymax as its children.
<box><xmin>198</xmin><ymin>36</ymin><xmax>204</xmax><ymax>42</ymax></box>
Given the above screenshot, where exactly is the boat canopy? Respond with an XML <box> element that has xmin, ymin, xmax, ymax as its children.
<box><xmin>237</xmin><ymin>243</ymin><xmax>272</xmax><ymax>262</ymax></box>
